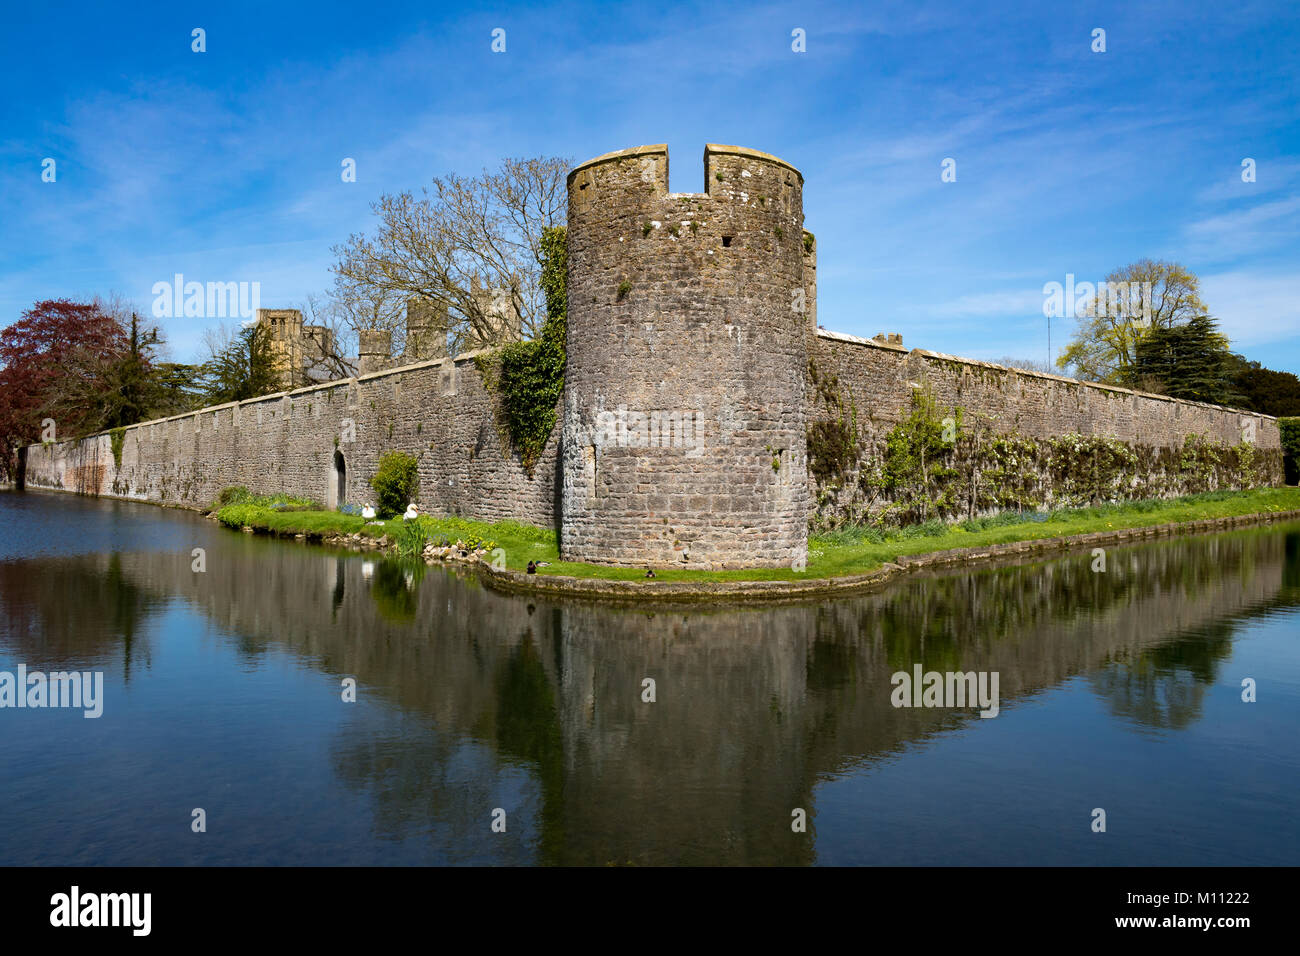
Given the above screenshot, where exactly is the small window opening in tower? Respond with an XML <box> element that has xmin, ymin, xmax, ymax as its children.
<box><xmin>722</xmin><ymin>236</ymin><xmax>732</xmax><ymax>247</ymax></box>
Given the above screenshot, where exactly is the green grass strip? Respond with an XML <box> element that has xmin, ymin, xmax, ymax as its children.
<box><xmin>213</xmin><ymin>486</ymin><xmax>1300</xmax><ymax>581</ymax></box>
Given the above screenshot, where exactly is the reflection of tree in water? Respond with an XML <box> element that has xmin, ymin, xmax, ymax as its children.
<box><xmin>805</xmin><ymin>636</ymin><xmax>858</xmax><ymax>693</ymax></box>
<box><xmin>491</xmin><ymin>630</ymin><xmax>565</xmax><ymax>863</ymax></box>
<box><xmin>329</xmin><ymin>713</ymin><xmax>535</xmax><ymax>864</ymax></box>
<box><xmin>369</xmin><ymin>559</ymin><xmax>425</xmax><ymax>623</ymax></box>
<box><xmin>0</xmin><ymin>552</ymin><xmax>159</xmax><ymax>679</ymax></box>
<box><xmin>1090</xmin><ymin>623</ymin><xmax>1236</xmax><ymax>731</ymax></box>
<box><xmin>1284</xmin><ymin>532</ymin><xmax>1300</xmax><ymax>593</ymax></box>
<box><xmin>42</xmin><ymin>517</ymin><xmax>1293</xmax><ymax>864</ymax></box>
<box><xmin>325</xmin><ymin>626</ymin><xmax>564</xmax><ymax>864</ymax></box>
<box><xmin>863</xmin><ymin>532</ymin><xmax>1286</xmax><ymax>680</ymax></box>
<box><xmin>875</xmin><ymin>554</ymin><xmax>1160</xmax><ymax>676</ymax></box>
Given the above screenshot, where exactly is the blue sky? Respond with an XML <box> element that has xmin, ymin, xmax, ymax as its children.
<box><xmin>2</xmin><ymin>0</ymin><xmax>1297</xmax><ymax>370</ymax></box>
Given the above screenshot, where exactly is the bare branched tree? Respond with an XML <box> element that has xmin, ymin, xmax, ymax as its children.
<box><xmin>990</xmin><ymin>356</ymin><xmax>1054</xmax><ymax>374</ymax></box>
<box><xmin>297</xmin><ymin>292</ymin><xmax>370</xmax><ymax>380</ymax></box>
<box><xmin>330</xmin><ymin>155</ymin><xmax>570</xmax><ymax>354</ymax></box>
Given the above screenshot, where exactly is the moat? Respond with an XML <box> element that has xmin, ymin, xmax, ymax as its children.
<box><xmin>1</xmin><ymin>489</ymin><xmax>1297</xmax><ymax>866</ymax></box>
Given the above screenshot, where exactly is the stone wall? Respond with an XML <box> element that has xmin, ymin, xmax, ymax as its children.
<box><xmin>23</xmin><ymin>350</ymin><xmax>560</xmax><ymax>529</ymax></box>
<box><xmin>19</xmin><ymin>322</ymin><xmax>1286</xmax><ymax>554</ymax></box>
<box><xmin>561</xmin><ymin>144</ymin><xmax>810</xmax><ymax>569</ymax></box>
<box><xmin>17</xmin><ymin>141</ymin><xmax>1289</xmax><ymax>564</ymax></box>
<box><xmin>807</xmin><ymin>329</ymin><xmax>1283</xmax><ymax>526</ymax></box>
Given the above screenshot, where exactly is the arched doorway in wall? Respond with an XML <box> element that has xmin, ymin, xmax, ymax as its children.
<box><xmin>329</xmin><ymin>450</ymin><xmax>346</xmax><ymax>509</ymax></box>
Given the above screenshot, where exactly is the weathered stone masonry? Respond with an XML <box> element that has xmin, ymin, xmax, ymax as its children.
<box><xmin>24</xmin><ymin>349</ymin><xmax>559</xmax><ymax>529</ymax></box>
<box><xmin>806</xmin><ymin>329</ymin><xmax>1282</xmax><ymax>525</ymax></box>
<box><xmin>562</xmin><ymin>145</ymin><xmax>809</xmax><ymax>568</ymax></box>
<box><xmin>20</xmin><ymin>143</ymin><xmax>1283</xmax><ymax>568</ymax></box>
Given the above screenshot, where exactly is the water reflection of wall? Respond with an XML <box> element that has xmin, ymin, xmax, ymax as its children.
<box><xmin>3</xmin><ymin>525</ymin><xmax>1294</xmax><ymax>864</ymax></box>
<box><xmin>0</xmin><ymin>553</ymin><xmax>160</xmax><ymax>677</ymax></box>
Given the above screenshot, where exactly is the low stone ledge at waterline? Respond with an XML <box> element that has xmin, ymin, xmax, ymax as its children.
<box><xmin>475</xmin><ymin>507</ymin><xmax>1300</xmax><ymax>605</ymax></box>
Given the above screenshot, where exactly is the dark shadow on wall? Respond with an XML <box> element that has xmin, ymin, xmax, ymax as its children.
<box><xmin>551</xmin><ymin>436</ymin><xmax>563</xmax><ymax>538</ymax></box>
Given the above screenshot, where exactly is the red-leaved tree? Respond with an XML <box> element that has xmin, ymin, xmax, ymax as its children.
<box><xmin>0</xmin><ymin>299</ymin><xmax>128</xmax><ymax>478</ymax></box>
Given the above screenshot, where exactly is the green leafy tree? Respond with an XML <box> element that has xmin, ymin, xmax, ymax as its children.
<box><xmin>1280</xmin><ymin>418</ymin><xmax>1300</xmax><ymax>485</ymax></box>
<box><xmin>100</xmin><ymin>313</ymin><xmax>161</xmax><ymax>429</ymax></box>
<box><xmin>1058</xmin><ymin>260</ymin><xmax>1207</xmax><ymax>383</ymax></box>
<box><xmin>1129</xmin><ymin>314</ymin><xmax>1239</xmax><ymax>405</ymax></box>
<box><xmin>370</xmin><ymin>451</ymin><xmax>420</xmax><ymax>518</ymax></box>
<box><xmin>148</xmin><ymin>361</ymin><xmax>207</xmax><ymax>417</ymax></box>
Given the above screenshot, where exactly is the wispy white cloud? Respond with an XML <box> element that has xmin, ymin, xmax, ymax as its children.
<box><xmin>1182</xmin><ymin>196</ymin><xmax>1300</xmax><ymax>260</ymax></box>
<box><xmin>1201</xmin><ymin>270</ymin><xmax>1300</xmax><ymax>349</ymax></box>
<box><xmin>908</xmin><ymin>288</ymin><xmax>1045</xmax><ymax>318</ymax></box>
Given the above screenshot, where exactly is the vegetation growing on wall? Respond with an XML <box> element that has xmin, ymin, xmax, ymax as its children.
<box><xmin>874</xmin><ymin>389</ymin><xmax>961</xmax><ymax>524</ymax></box>
<box><xmin>475</xmin><ymin>226</ymin><xmax>567</xmax><ymax>478</ymax></box>
<box><xmin>805</xmin><ymin>359</ymin><xmax>858</xmax><ymax>487</ymax></box>
<box><xmin>1277</xmin><ymin>417</ymin><xmax>1299</xmax><ymax>484</ymax></box>
<box><xmin>109</xmin><ymin>427</ymin><xmax>126</xmax><ymax>470</ymax></box>
<box><xmin>805</xmin><ymin>370</ymin><xmax>1275</xmax><ymax>532</ymax></box>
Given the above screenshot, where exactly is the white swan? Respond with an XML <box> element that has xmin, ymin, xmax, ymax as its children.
<box><xmin>402</xmin><ymin>503</ymin><xmax>419</xmax><ymax>521</ymax></box>
<box><xmin>361</xmin><ymin>503</ymin><xmax>376</xmax><ymax>520</ymax></box>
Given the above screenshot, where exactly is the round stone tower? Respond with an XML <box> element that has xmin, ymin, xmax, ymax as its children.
<box><xmin>561</xmin><ymin>144</ymin><xmax>809</xmax><ymax>569</ymax></box>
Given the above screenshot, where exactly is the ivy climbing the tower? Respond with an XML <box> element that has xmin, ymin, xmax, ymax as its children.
<box><xmin>474</xmin><ymin>226</ymin><xmax>568</xmax><ymax>477</ymax></box>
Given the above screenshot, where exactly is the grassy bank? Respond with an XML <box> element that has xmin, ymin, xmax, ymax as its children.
<box><xmin>212</xmin><ymin>486</ymin><xmax>1300</xmax><ymax>582</ymax></box>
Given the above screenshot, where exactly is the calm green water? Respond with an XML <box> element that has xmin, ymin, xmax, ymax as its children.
<box><xmin>0</xmin><ymin>489</ymin><xmax>1296</xmax><ymax>865</ymax></box>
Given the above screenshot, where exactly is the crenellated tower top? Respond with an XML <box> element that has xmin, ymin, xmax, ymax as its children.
<box><xmin>561</xmin><ymin>144</ymin><xmax>811</xmax><ymax>570</ymax></box>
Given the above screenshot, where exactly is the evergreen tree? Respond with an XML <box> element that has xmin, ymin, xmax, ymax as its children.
<box><xmin>1129</xmin><ymin>314</ymin><xmax>1239</xmax><ymax>405</ymax></box>
<box><xmin>1228</xmin><ymin>354</ymin><xmax>1300</xmax><ymax>417</ymax></box>
<box><xmin>102</xmin><ymin>313</ymin><xmax>159</xmax><ymax>428</ymax></box>
<box><xmin>200</xmin><ymin>323</ymin><xmax>279</xmax><ymax>403</ymax></box>
<box><xmin>148</xmin><ymin>362</ymin><xmax>207</xmax><ymax>417</ymax></box>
